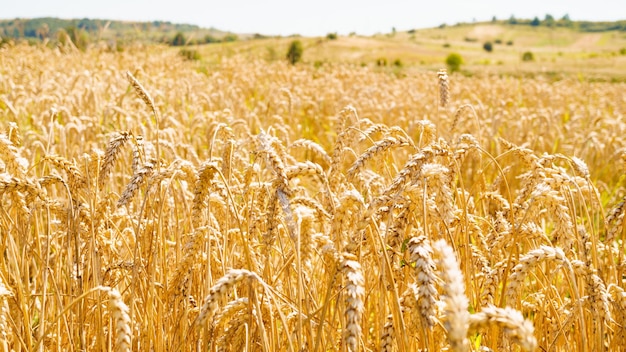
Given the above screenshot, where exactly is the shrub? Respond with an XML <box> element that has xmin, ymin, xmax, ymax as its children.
<box><xmin>286</xmin><ymin>40</ymin><xmax>303</xmax><ymax>65</ymax></box>
<box><xmin>64</xmin><ymin>26</ymin><xmax>90</xmax><ymax>51</ymax></box>
<box><xmin>171</xmin><ymin>32</ymin><xmax>186</xmax><ymax>46</ymax></box>
<box><xmin>483</xmin><ymin>41</ymin><xmax>493</xmax><ymax>52</ymax></box>
<box><xmin>494</xmin><ymin>39</ymin><xmax>502</xmax><ymax>44</ymax></box>
<box><xmin>393</xmin><ymin>59</ymin><xmax>403</xmax><ymax>67</ymax></box>
<box><xmin>203</xmin><ymin>35</ymin><xmax>219</xmax><ymax>44</ymax></box>
<box><xmin>446</xmin><ymin>53</ymin><xmax>463</xmax><ymax>72</ymax></box>
<box><xmin>530</xmin><ymin>17</ymin><xmax>541</xmax><ymax>26</ymax></box>
<box><xmin>179</xmin><ymin>49</ymin><xmax>201</xmax><ymax>61</ymax></box>
<box><xmin>620</xmin><ymin>48</ymin><xmax>626</xmax><ymax>55</ymax></box>
<box><xmin>443</xmin><ymin>43</ymin><xmax>451</xmax><ymax>48</ymax></box>
<box><xmin>522</xmin><ymin>51</ymin><xmax>535</xmax><ymax>61</ymax></box>
<box><xmin>376</xmin><ymin>58</ymin><xmax>388</xmax><ymax>67</ymax></box>
<box><xmin>0</xmin><ymin>36</ymin><xmax>11</xmax><ymax>48</ymax></box>
<box><xmin>326</xmin><ymin>32</ymin><xmax>338</xmax><ymax>40</ymax></box>
<box><xmin>222</xmin><ymin>34</ymin><xmax>238</xmax><ymax>42</ymax></box>
<box><xmin>506</xmin><ymin>40</ymin><xmax>514</xmax><ymax>46</ymax></box>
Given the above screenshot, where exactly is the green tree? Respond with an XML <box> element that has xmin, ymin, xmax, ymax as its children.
<box><xmin>445</xmin><ymin>53</ymin><xmax>463</xmax><ymax>72</ymax></box>
<box><xmin>171</xmin><ymin>32</ymin><xmax>186</xmax><ymax>46</ymax></box>
<box><xmin>530</xmin><ymin>17</ymin><xmax>541</xmax><ymax>26</ymax></box>
<box><xmin>286</xmin><ymin>40</ymin><xmax>303</xmax><ymax>65</ymax></box>
<box><xmin>223</xmin><ymin>34</ymin><xmax>238</xmax><ymax>42</ymax></box>
<box><xmin>204</xmin><ymin>34</ymin><xmax>219</xmax><ymax>43</ymax></box>
<box><xmin>65</xmin><ymin>26</ymin><xmax>90</xmax><ymax>51</ymax></box>
<box><xmin>483</xmin><ymin>41</ymin><xmax>493</xmax><ymax>52</ymax></box>
<box><xmin>522</xmin><ymin>51</ymin><xmax>535</xmax><ymax>61</ymax></box>
<box><xmin>560</xmin><ymin>14</ymin><xmax>573</xmax><ymax>27</ymax></box>
<box><xmin>179</xmin><ymin>48</ymin><xmax>201</xmax><ymax>61</ymax></box>
<box><xmin>326</xmin><ymin>32</ymin><xmax>337</xmax><ymax>40</ymax></box>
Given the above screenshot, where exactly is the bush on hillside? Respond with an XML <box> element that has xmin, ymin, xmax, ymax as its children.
<box><xmin>522</xmin><ymin>51</ymin><xmax>535</xmax><ymax>61</ymax></box>
<box><xmin>171</xmin><ymin>32</ymin><xmax>186</xmax><ymax>46</ymax></box>
<box><xmin>179</xmin><ymin>48</ymin><xmax>201</xmax><ymax>61</ymax></box>
<box><xmin>445</xmin><ymin>53</ymin><xmax>463</xmax><ymax>72</ymax></box>
<box><xmin>286</xmin><ymin>40</ymin><xmax>303</xmax><ymax>65</ymax></box>
<box><xmin>223</xmin><ymin>34</ymin><xmax>238</xmax><ymax>42</ymax></box>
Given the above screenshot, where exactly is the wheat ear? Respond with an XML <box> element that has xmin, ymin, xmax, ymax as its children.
<box><xmin>433</xmin><ymin>239</ymin><xmax>470</xmax><ymax>352</ymax></box>
<box><xmin>506</xmin><ymin>246</ymin><xmax>571</xmax><ymax>303</ymax></box>
<box><xmin>99</xmin><ymin>131</ymin><xmax>131</xmax><ymax>187</ymax></box>
<box><xmin>341</xmin><ymin>256</ymin><xmax>365</xmax><ymax>352</ymax></box>
<box><xmin>117</xmin><ymin>160</ymin><xmax>155</xmax><ymax>208</ymax></box>
<box><xmin>101</xmin><ymin>287</ymin><xmax>132</xmax><ymax>352</ymax></box>
<box><xmin>196</xmin><ymin>269</ymin><xmax>261</xmax><ymax>328</ymax></box>
<box><xmin>437</xmin><ymin>69</ymin><xmax>449</xmax><ymax>108</ymax></box>
<box><xmin>0</xmin><ymin>133</ymin><xmax>28</xmax><ymax>177</ymax></box>
<box><xmin>407</xmin><ymin>235</ymin><xmax>438</xmax><ymax>328</ymax></box>
<box><xmin>470</xmin><ymin>305</ymin><xmax>537</xmax><ymax>351</ymax></box>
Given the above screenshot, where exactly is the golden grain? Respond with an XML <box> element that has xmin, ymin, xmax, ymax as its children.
<box><xmin>0</xmin><ymin>43</ymin><xmax>623</xmax><ymax>352</ymax></box>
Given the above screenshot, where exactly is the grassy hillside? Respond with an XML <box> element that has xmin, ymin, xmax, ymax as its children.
<box><xmin>2</xmin><ymin>18</ymin><xmax>625</xmax><ymax>81</ymax></box>
<box><xmin>188</xmin><ymin>23</ymin><xmax>626</xmax><ymax>81</ymax></box>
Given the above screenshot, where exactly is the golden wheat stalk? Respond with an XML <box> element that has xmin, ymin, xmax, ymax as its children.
<box><xmin>341</xmin><ymin>256</ymin><xmax>365</xmax><ymax>352</ymax></box>
<box><xmin>407</xmin><ymin>235</ymin><xmax>438</xmax><ymax>328</ymax></box>
<box><xmin>126</xmin><ymin>71</ymin><xmax>158</xmax><ymax>119</ymax></box>
<box><xmin>117</xmin><ymin>159</ymin><xmax>155</xmax><ymax>208</ymax></box>
<box><xmin>433</xmin><ymin>239</ymin><xmax>470</xmax><ymax>352</ymax></box>
<box><xmin>469</xmin><ymin>305</ymin><xmax>537</xmax><ymax>351</ymax></box>
<box><xmin>106</xmin><ymin>288</ymin><xmax>132</xmax><ymax>352</ymax></box>
<box><xmin>99</xmin><ymin>131</ymin><xmax>132</xmax><ymax>187</ymax></box>
<box><xmin>196</xmin><ymin>269</ymin><xmax>262</xmax><ymax>328</ymax></box>
<box><xmin>437</xmin><ymin>69</ymin><xmax>449</xmax><ymax>108</ymax></box>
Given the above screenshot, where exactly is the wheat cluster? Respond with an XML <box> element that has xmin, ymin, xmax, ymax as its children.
<box><xmin>0</xmin><ymin>42</ymin><xmax>625</xmax><ymax>351</ymax></box>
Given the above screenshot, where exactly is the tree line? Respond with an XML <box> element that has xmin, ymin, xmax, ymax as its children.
<box><xmin>0</xmin><ymin>17</ymin><xmax>236</xmax><ymax>49</ymax></box>
<box><xmin>500</xmin><ymin>14</ymin><xmax>626</xmax><ymax>32</ymax></box>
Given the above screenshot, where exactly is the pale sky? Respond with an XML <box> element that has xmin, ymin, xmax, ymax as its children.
<box><xmin>2</xmin><ymin>0</ymin><xmax>624</xmax><ymax>36</ymax></box>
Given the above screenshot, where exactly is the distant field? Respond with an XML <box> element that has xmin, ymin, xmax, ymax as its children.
<box><xmin>0</xmin><ymin>28</ymin><xmax>625</xmax><ymax>351</ymax></box>
<box><xmin>189</xmin><ymin>23</ymin><xmax>626</xmax><ymax>81</ymax></box>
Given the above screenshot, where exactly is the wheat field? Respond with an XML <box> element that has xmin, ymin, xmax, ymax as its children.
<box><xmin>1</xmin><ymin>42</ymin><xmax>626</xmax><ymax>352</ymax></box>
